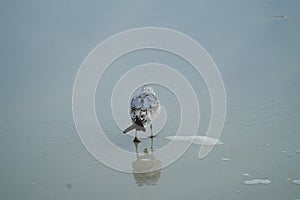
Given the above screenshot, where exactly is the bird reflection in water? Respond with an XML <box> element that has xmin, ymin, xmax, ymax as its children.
<box><xmin>132</xmin><ymin>138</ymin><xmax>162</xmax><ymax>186</ymax></box>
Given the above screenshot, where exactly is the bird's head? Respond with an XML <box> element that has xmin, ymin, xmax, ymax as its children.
<box><xmin>142</xmin><ymin>84</ymin><xmax>155</xmax><ymax>94</ymax></box>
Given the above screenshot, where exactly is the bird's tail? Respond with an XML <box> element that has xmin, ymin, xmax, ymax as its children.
<box><xmin>123</xmin><ymin>124</ymin><xmax>146</xmax><ymax>134</ymax></box>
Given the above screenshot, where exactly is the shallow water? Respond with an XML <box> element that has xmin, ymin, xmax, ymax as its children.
<box><xmin>1</xmin><ymin>0</ymin><xmax>300</xmax><ymax>200</ymax></box>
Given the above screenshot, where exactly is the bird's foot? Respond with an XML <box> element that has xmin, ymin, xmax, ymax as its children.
<box><xmin>133</xmin><ymin>137</ymin><xmax>141</xmax><ymax>143</ymax></box>
<box><xmin>149</xmin><ymin>135</ymin><xmax>157</xmax><ymax>138</ymax></box>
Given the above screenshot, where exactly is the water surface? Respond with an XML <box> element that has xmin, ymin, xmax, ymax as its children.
<box><xmin>1</xmin><ymin>0</ymin><xmax>300</xmax><ymax>199</ymax></box>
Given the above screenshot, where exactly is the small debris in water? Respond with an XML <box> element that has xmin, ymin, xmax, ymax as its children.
<box><xmin>243</xmin><ymin>179</ymin><xmax>271</xmax><ymax>185</ymax></box>
<box><xmin>272</xmin><ymin>15</ymin><xmax>287</xmax><ymax>18</ymax></box>
<box><xmin>292</xmin><ymin>180</ymin><xmax>300</xmax><ymax>185</ymax></box>
<box><xmin>66</xmin><ymin>183</ymin><xmax>72</xmax><ymax>189</ymax></box>
<box><xmin>221</xmin><ymin>157</ymin><xmax>231</xmax><ymax>161</ymax></box>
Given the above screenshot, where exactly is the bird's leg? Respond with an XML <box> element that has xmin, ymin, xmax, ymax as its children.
<box><xmin>149</xmin><ymin>124</ymin><xmax>154</xmax><ymax>138</ymax></box>
<box><xmin>133</xmin><ymin>129</ymin><xmax>140</xmax><ymax>143</ymax></box>
<box><xmin>134</xmin><ymin>141</ymin><xmax>139</xmax><ymax>159</ymax></box>
<box><xmin>150</xmin><ymin>136</ymin><xmax>154</xmax><ymax>151</ymax></box>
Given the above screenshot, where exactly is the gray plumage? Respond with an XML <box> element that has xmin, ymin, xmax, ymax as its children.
<box><xmin>123</xmin><ymin>85</ymin><xmax>160</xmax><ymax>141</ymax></box>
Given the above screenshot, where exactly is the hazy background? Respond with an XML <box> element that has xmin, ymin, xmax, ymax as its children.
<box><xmin>1</xmin><ymin>0</ymin><xmax>300</xmax><ymax>199</ymax></box>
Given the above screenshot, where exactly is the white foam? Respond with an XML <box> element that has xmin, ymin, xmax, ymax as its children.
<box><xmin>296</xmin><ymin>150</ymin><xmax>300</xmax><ymax>153</ymax></box>
<box><xmin>242</xmin><ymin>173</ymin><xmax>250</xmax><ymax>177</ymax></box>
<box><xmin>292</xmin><ymin>180</ymin><xmax>300</xmax><ymax>185</ymax></box>
<box><xmin>165</xmin><ymin>136</ymin><xmax>223</xmax><ymax>146</ymax></box>
<box><xmin>243</xmin><ymin>179</ymin><xmax>271</xmax><ymax>185</ymax></box>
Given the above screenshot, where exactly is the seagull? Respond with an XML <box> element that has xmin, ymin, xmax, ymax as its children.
<box><xmin>123</xmin><ymin>85</ymin><xmax>161</xmax><ymax>143</ymax></box>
